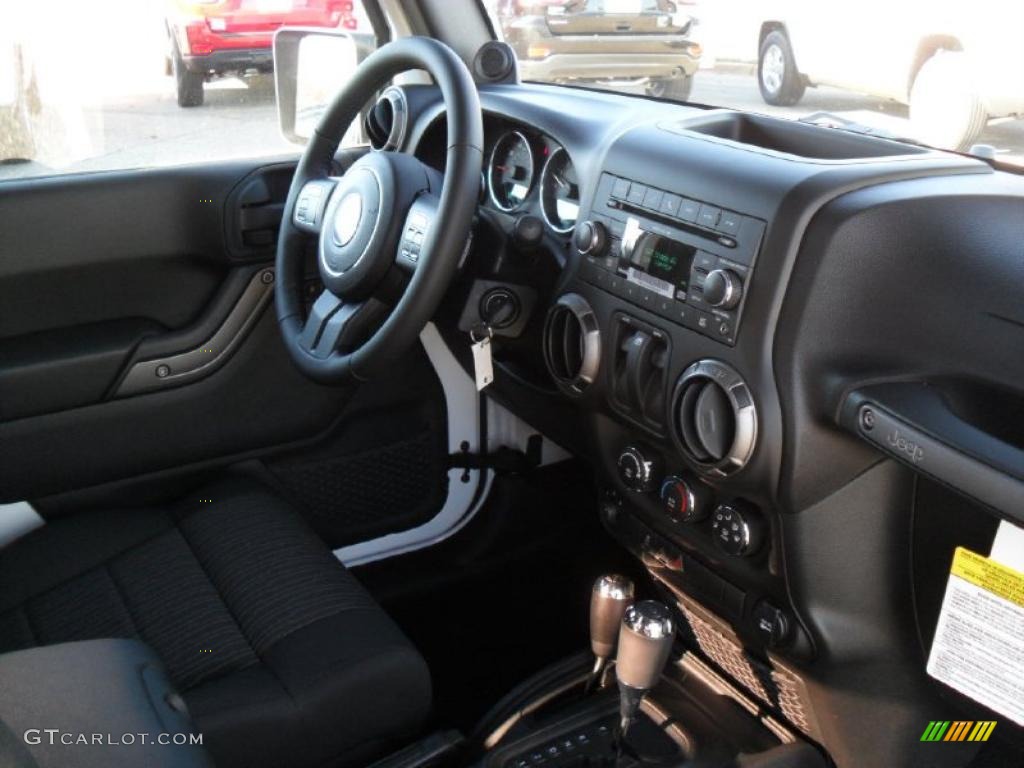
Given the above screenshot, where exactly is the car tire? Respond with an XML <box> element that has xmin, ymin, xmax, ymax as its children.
<box><xmin>172</xmin><ymin>48</ymin><xmax>204</xmax><ymax>108</ymax></box>
<box><xmin>647</xmin><ymin>75</ymin><xmax>693</xmax><ymax>103</ymax></box>
<box><xmin>758</xmin><ymin>30</ymin><xmax>804</xmax><ymax>107</ymax></box>
<box><xmin>909</xmin><ymin>50</ymin><xmax>987</xmax><ymax>152</ymax></box>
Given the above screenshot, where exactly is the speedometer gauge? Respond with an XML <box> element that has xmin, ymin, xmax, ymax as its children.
<box><xmin>488</xmin><ymin>131</ymin><xmax>535</xmax><ymax>212</ymax></box>
<box><xmin>540</xmin><ymin>147</ymin><xmax>579</xmax><ymax>234</ymax></box>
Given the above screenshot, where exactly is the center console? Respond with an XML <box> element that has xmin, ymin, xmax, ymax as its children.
<box><xmin>536</xmin><ymin>121</ymin><xmax>827</xmax><ymax>759</ymax></box>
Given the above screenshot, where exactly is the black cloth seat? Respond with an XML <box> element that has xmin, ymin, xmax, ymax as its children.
<box><xmin>0</xmin><ymin>477</ymin><xmax>431</xmax><ymax>768</ymax></box>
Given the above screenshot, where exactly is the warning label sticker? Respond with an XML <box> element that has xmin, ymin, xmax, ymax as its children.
<box><xmin>927</xmin><ymin>547</ymin><xmax>1024</xmax><ymax>726</ymax></box>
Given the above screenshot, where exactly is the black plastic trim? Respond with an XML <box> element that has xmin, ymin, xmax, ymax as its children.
<box><xmin>840</xmin><ymin>383</ymin><xmax>1024</xmax><ymax>524</ymax></box>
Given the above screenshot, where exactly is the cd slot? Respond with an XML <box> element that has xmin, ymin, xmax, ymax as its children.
<box><xmin>611</xmin><ymin>200</ymin><xmax>739</xmax><ymax>250</ymax></box>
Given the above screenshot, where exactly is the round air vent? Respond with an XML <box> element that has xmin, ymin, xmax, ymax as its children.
<box><xmin>543</xmin><ymin>293</ymin><xmax>601</xmax><ymax>396</ymax></box>
<box><xmin>364</xmin><ymin>87</ymin><xmax>407</xmax><ymax>151</ymax></box>
<box><xmin>671</xmin><ymin>360</ymin><xmax>757</xmax><ymax>476</ymax></box>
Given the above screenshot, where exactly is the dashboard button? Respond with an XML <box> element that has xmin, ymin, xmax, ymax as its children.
<box><xmin>627</xmin><ymin>183</ymin><xmax>647</xmax><ymax>205</ymax></box>
<box><xmin>752</xmin><ymin>601</ymin><xmax>791</xmax><ymax>648</ymax></box>
<box><xmin>718</xmin><ymin>211</ymin><xmax>742</xmax><ymax>235</ymax></box>
<box><xmin>685</xmin><ymin>308</ymin><xmax>712</xmax><ymax>335</ymax></box>
<box><xmin>678</xmin><ymin>199</ymin><xmax>699</xmax><ymax>222</ymax></box>
<box><xmin>612</xmin><ymin>177</ymin><xmax>631</xmax><ymax>199</ymax></box>
<box><xmin>642</xmin><ymin>188</ymin><xmax>664</xmax><ymax>211</ymax></box>
<box><xmin>695</xmin><ymin>250</ymin><xmax>717</xmax><ymax>271</ymax></box>
<box><xmin>697</xmin><ymin>204</ymin><xmax>722</xmax><ymax>229</ymax></box>
<box><xmin>660</xmin><ymin>193</ymin><xmax>681</xmax><ymax>217</ymax></box>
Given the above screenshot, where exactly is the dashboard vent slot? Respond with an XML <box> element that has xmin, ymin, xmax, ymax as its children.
<box><xmin>543</xmin><ymin>293</ymin><xmax>601</xmax><ymax>396</ymax></box>
<box><xmin>364</xmin><ymin>87</ymin><xmax>407</xmax><ymax>151</ymax></box>
<box><xmin>672</xmin><ymin>360</ymin><xmax>756</xmax><ymax>475</ymax></box>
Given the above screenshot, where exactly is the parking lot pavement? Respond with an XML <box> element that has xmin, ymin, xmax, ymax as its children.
<box><xmin>3</xmin><ymin>67</ymin><xmax>1022</xmax><ymax>180</ymax></box>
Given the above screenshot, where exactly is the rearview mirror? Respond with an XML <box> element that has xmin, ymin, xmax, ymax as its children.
<box><xmin>274</xmin><ymin>28</ymin><xmax>375</xmax><ymax>145</ymax></box>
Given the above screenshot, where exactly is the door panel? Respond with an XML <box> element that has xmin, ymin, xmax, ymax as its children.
<box><xmin>0</xmin><ymin>158</ymin><xmax>450</xmax><ymax>549</ymax></box>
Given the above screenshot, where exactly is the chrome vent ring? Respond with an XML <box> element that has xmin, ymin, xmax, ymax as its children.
<box><xmin>671</xmin><ymin>359</ymin><xmax>757</xmax><ymax>476</ymax></box>
<box><xmin>543</xmin><ymin>293</ymin><xmax>602</xmax><ymax>396</ymax></box>
<box><xmin>364</xmin><ymin>86</ymin><xmax>408</xmax><ymax>151</ymax></box>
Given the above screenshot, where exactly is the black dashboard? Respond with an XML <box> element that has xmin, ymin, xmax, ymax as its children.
<box><xmin>399</xmin><ymin>81</ymin><xmax>1024</xmax><ymax>766</ymax></box>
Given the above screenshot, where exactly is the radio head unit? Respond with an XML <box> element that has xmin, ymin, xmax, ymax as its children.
<box><xmin>575</xmin><ymin>173</ymin><xmax>766</xmax><ymax>347</ymax></box>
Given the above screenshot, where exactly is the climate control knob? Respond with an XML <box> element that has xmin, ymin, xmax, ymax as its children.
<box><xmin>616</xmin><ymin>446</ymin><xmax>662</xmax><ymax>493</ymax></box>
<box><xmin>575</xmin><ymin>220</ymin><xmax>608</xmax><ymax>257</ymax></box>
<box><xmin>659</xmin><ymin>476</ymin><xmax>710</xmax><ymax>524</ymax></box>
<box><xmin>711</xmin><ymin>501</ymin><xmax>764</xmax><ymax>557</ymax></box>
<box><xmin>702</xmin><ymin>269</ymin><xmax>742</xmax><ymax>310</ymax></box>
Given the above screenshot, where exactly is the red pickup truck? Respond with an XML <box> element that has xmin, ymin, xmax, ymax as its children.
<box><xmin>165</xmin><ymin>0</ymin><xmax>360</xmax><ymax>107</ymax></box>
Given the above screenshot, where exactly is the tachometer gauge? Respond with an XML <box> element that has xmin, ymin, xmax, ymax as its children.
<box><xmin>540</xmin><ymin>146</ymin><xmax>580</xmax><ymax>234</ymax></box>
<box><xmin>488</xmin><ymin>131</ymin><xmax>535</xmax><ymax>212</ymax></box>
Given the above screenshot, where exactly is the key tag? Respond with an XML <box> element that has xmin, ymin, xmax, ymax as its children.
<box><xmin>470</xmin><ymin>326</ymin><xmax>494</xmax><ymax>391</ymax></box>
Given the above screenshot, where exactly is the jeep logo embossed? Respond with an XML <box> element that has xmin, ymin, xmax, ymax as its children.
<box><xmin>887</xmin><ymin>429</ymin><xmax>924</xmax><ymax>464</ymax></box>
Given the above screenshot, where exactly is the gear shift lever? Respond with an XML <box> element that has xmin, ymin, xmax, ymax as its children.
<box><xmin>586</xmin><ymin>575</ymin><xmax>634</xmax><ymax>693</ymax></box>
<box><xmin>615</xmin><ymin>601</ymin><xmax>674</xmax><ymax>746</ymax></box>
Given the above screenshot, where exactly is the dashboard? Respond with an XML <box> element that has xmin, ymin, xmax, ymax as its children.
<box><xmin>395</xmin><ymin>81</ymin><xmax>1024</xmax><ymax>767</ymax></box>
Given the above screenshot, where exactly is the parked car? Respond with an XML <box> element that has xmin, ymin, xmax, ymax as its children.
<box><xmin>164</xmin><ymin>0</ymin><xmax>361</xmax><ymax>107</ymax></box>
<box><xmin>496</xmin><ymin>0</ymin><xmax>702</xmax><ymax>101</ymax></box>
<box><xmin>755</xmin><ymin>2</ymin><xmax>1024</xmax><ymax>150</ymax></box>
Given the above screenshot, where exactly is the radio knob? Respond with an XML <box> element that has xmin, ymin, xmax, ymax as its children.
<box><xmin>616</xmin><ymin>445</ymin><xmax>661</xmax><ymax>493</ymax></box>
<box><xmin>703</xmin><ymin>269</ymin><xmax>743</xmax><ymax>310</ymax></box>
<box><xmin>575</xmin><ymin>220</ymin><xmax>608</xmax><ymax>257</ymax></box>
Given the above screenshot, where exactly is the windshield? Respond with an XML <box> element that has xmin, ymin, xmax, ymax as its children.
<box><xmin>483</xmin><ymin>0</ymin><xmax>1024</xmax><ymax>166</ymax></box>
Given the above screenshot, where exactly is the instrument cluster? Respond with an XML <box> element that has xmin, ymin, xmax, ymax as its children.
<box><xmin>485</xmin><ymin>125</ymin><xmax>580</xmax><ymax>235</ymax></box>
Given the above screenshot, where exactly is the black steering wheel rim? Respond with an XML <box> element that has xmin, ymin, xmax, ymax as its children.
<box><xmin>276</xmin><ymin>36</ymin><xmax>483</xmax><ymax>384</ymax></box>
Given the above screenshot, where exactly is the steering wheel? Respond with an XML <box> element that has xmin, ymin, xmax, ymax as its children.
<box><xmin>276</xmin><ymin>37</ymin><xmax>483</xmax><ymax>384</ymax></box>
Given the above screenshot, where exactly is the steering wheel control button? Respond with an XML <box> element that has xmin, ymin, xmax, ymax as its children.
<box><xmin>711</xmin><ymin>502</ymin><xmax>764</xmax><ymax>557</ymax></box>
<box><xmin>616</xmin><ymin>446</ymin><xmax>662</xmax><ymax>493</ymax></box>
<box><xmin>293</xmin><ymin>180</ymin><xmax>334</xmax><ymax>232</ymax></box>
<box><xmin>660</xmin><ymin>476</ymin><xmax>709</xmax><ymax>524</ymax></box>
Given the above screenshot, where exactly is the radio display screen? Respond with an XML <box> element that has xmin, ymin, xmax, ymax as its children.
<box><xmin>630</xmin><ymin>235</ymin><xmax>695</xmax><ymax>296</ymax></box>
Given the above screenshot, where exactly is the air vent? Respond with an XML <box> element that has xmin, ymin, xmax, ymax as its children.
<box><xmin>543</xmin><ymin>293</ymin><xmax>601</xmax><ymax>395</ymax></box>
<box><xmin>671</xmin><ymin>360</ymin><xmax>757</xmax><ymax>476</ymax></box>
<box><xmin>364</xmin><ymin>87</ymin><xmax>407</xmax><ymax>151</ymax></box>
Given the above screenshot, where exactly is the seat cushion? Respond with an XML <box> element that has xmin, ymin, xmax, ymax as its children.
<box><xmin>0</xmin><ymin>477</ymin><xmax>431</xmax><ymax>768</ymax></box>
<box><xmin>0</xmin><ymin>639</ymin><xmax>212</xmax><ymax>768</ymax></box>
